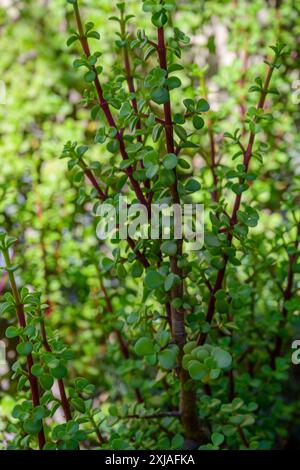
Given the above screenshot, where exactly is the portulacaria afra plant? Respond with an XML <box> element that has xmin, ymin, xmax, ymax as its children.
<box><xmin>0</xmin><ymin>0</ymin><xmax>299</xmax><ymax>451</ymax></box>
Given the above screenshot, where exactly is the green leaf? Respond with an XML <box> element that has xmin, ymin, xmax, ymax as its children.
<box><xmin>74</xmin><ymin>377</ymin><xmax>89</xmax><ymax>391</ymax></box>
<box><xmin>31</xmin><ymin>364</ymin><xmax>44</xmax><ymax>377</ymax></box>
<box><xmin>166</xmin><ymin>76</ymin><xmax>181</xmax><ymax>90</ymax></box>
<box><xmin>67</xmin><ymin>35</ymin><xmax>78</xmax><ymax>47</ymax></box>
<box><xmin>120</xmin><ymin>102</ymin><xmax>132</xmax><ymax>118</ymax></box>
<box><xmin>174</xmin><ymin>125</ymin><xmax>187</xmax><ymax>141</ymax></box>
<box><xmin>126</xmin><ymin>142</ymin><xmax>143</xmax><ymax>154</ymax></box>
<box><xmin>134</xmin><ymin>337</ymin><xmax>155</xmax><ymax>356</ymax></box>
<box><xmin>164</xmin><ymin>272</ymin><xmax>176</xmax><ymax>291</ymax></box>
<box><xmin>84</xmin><ymin>70</ymin><xmax>96</xmax><ymax>83</ymax></box>
<box><xmin>24</xmin><ymin>325</ymin><xmax>35</xmax><ymax>337</ymax></box>
<box><xmin>211</xmin><ymin>347</ymin><xmax>232</xmax><ymax>369</ymax></box>
<box><xmin>168</xmin><ymin>63</ymin><xmax>183</xmax><ymax>73</ymax></box>
<box><xmin>39</xmin><ymin>374</ymin><xmax>54</xmax><ymax>390</ymax></box>
<box><xmin>142</xmin><ymin>1</ymin><xmax>162</xmax><ymax>13</ymax></box>
<box><xmin>188</xmin><ymin>360</ymin><xmax>206</xmax><ymax>380</ymax></box>
<box><xmin>146</xmin><ymin>164</ymin><xmax>159</xmax><ymax>179</ymax></box>
<box><xmin>33</xmin><ymin>406</ymin><xmax>48</xmax><ymax>420</ymax></box>
<box><xmin>76</xmin><ymin>145</ymin><xmax>88</xmax><ymax>157</ymax></box>
<box><xmin>192</xmin><ymin>115</ymin><xmax>204</xmax><ymax>130</ymax></box>
<box><xmin>51</xmin><ymin>365</ymin><xmax>68</xmax><ymax>379</ymax></box>
<box><xmin>178</xmin><ymin>158</ymin><xmax>190</xmax><ymax>169</ymax></box>
<box><xmin>87</xmin><ymin>31</ymin><xmax>100</xmax><ymax>40</ymax></box>
<box><xmin>183</xmin><ymin>98</ymin><xmax>195</xmax><ymax>111</ymax></box>
<box><xmin>237</xmin><ymin>208</ymin><xmax>259</xmax><ymax>227</ymax></box>
<box><xmin>185</xmin><ymin>178</ymin><xmax>201</xmax><ymax>193</ymax></box>
<box><xmin>152</xmin><ymin>124</ymin><xmax>163</xmax><ymax>142</ymax></box>
<box><xmin>151</xmin><ymin>10</ymin><xmax>168</xmax><ymax>27</ymax></box>
<box><xmin>132</xmin><ymin>262</ymin><xmax>143</xmax><ymax>278</ymax></box>
<box><xmin>211</xmin><ymin>432</ymin><xmax>224</xmax><ymax>446</ymax></box>
<box><xmin>183</xmin><ymin>341</ymin><xmax>197</xmax><ymax>354</ymax></box>
<box><xmin>211</xmin><ymin>256</ymin><xmax>225</xmax><ymax>270</ymax></box>
<box><xmin>71</xmin><ymin>398</ymin><xmax>86</xmax><ymax>413</ymax></box>
<box><xmin>143</xmin><ymin>150</ymin><xmax>158</xmax><ymax>168</ymax></box>
<box><xmin>0</xmin><ymin>302</ymin><xmax>13</xmax><ymax>315</ymax></box>
<box><xmin>159</xmin><ymin>168</ymin><xmax>175</xmax><ymax>185</ymax></box>
<box><xmin>174</xmin><ymin>113</ymin><xmax>185</xmax><ymax>124</ymax></box>
<box><xmin>144</xmin><ymin>45</ymin><xmax>156</xmax><ymax>60</ymax></box>
<box><xmin>205</xmin><ymin>233</ymin><xmax>221</xmax><ymax>247</ymax></box>
<box><xmin>91</xmin><ymin>105</ymin><xmax>101</xmax><ymax>121</ymax></box>
<box><xmin>232</xmin><ymin>183</ymin><xmax>248</xmax><ymax>195</ymax></box>
<box><xmin>107</xmin><ymin>139</ymin><xmax>120</xmax><ymax>154</ymax></box>
<box><xmin>117</xmin><ymin>264</ymin><xmax>127</xmax><ymax>279</ymax></box>
<box><xmin>158</xmin><ymin>345</ymin><xmax>179</xmax><ymax>369</ymax></box>
<box><xmin>17</xmin><ymin>376</ymin><xmax>28</xmax><ymax>391</ymax></box>
<box><xmin>293</xmin><ymin>264</ymin><xmax>300</xmax><ymax>274</ymax></box>
<box><xmin>24</xmin><ymin>419</ymin><xmax>42</xmax><ymax>435</ymax></box>
<box><xmin>161</xmin><ymin>240</ymin><xmax>177</xmax><ymax>256</ymax></box>
<box><xmin>144</xmin><ymin>269</ymin><xmax>164</xmax><ymax>289</ymax></box>
<box><xmin>102</xmin><ymin>257</ymin><xmax>114</xmax><ymax>272</ymax></box>
<box><xmin>171</xmin><ymin>434</ymin><xmax>184</xmax><ymax>449</ymax></box>
<box><xmin>5</xmin><ymin>326</ymin><xmax>20</xmax><ymax>338</ymax></box>
<box><xmin>163</xmin><ymin>153</ymin><xmax>177</xmax><ymax>170</ymax></box>
<box><xmin>241</xmin><ymin>414</ymin><xmax>255</xmax><ymax>427</ymax></box>
<box><xmin>210</xmin><ymin>368</ymin><xmax>221</xmax><ymax>380</ymax></box>
<box><xmin>16</xmin><ymin>342</ymin><xmax>33</xmax><ymax>356</ymax></box>
<box><xmin>150</xmin><ymin>87</ymin><xmax>169</xmax><ymax>105</ymax></box>
<box><xmin>196</xmin><ymin>99</ymin><xmax>210</xmax><ymax>112</ymax></box>
<box><xmin>156</xmin><ymin>331</ymin><xmax>170</xmax><ymax>348</ymax></box>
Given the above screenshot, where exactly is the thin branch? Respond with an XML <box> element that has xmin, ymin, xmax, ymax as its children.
<box><xmin>73</xmin><ymin>3</ymin><xmax>149</xmax><ymax>211</ymax></box>
<box><xmin>2</xmin><ymin>250</ymin><xmax>46</xmax><ymax>450</ymax></box>
<box><xmin>88</xmin><ymin>411</ymin><xmax>104</xmax><ymax>446</ymax></box>
<box><xmin>238</xmin><ymin>426</ymin><xmax>249</xmax><ymax>448</ymax></box>
<box><xmin>156</xmin><ymin>23</ymin><xmax>204</xmax><ymax>443</ymax></box>
<box><xmin>40</xmin><ymin>319</ymin><xmax>72</xmax><ymax>421</ymax></box>
<box><xmin>198</xmin><ymin>58</ymin><xmax>278</xmax><ymax>347</ymax></box>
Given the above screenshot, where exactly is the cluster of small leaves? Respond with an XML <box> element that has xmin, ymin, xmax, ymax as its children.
<box><xmin>183</xmin><ymin>341</ymin><xmax>232</xmax><ymax>383</ymax></box>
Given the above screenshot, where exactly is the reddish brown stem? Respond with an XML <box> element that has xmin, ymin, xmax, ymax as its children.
<box><xmin>3</xmin><ymin>251</ymin><xmax>45</xmax><ymax>449</ymax></box>
<box><xmin>33</xmin><ymin>178</ymin><xmax>72</xmax><ymax>422</ymax></box>
<box><xmin>119</xmin><ymin>11</ymin><xmax>153</xmax><ymax>198</ymax></box>
<box><xmin>238</xmin><ymin>426</ymin><xmax>249</xmax><ymax>448</ymax></box>
<box><xmin>198</xmin><ymin>63</ymin><xmax>275</xmax><ymax>347</ymax></box>
<box><xmin>0</xmin><ymin>271</ymin><xmax>8</xmax><ymax>294</ymax></box>
<box><xmin>80</xmin><ymin>163</ymin><xmax>107</xmax><ymax>201</ymax></box>
<box><xmin>120</xmin><ymin>12</ymin><xmax>142</xmax><ymax>144</ymax></box>
<box><xmin>40</xmin><ymin>321</ymin><xmax>72</xmax><ymax>421</ymax></box>
<box><xmin>79</xmin><ymin>162</ymin><xmax>150</xmax><ymax>269</ymax></box>
<box><xmin>140</xmin><ymin>113</ymin><xmax>165</xmax><ymax>126</ymax></box>
<box><xmin>73</xmin><ymin>4</ymin><xmax>149</xmax><ymax>211</ymax></box>
<box><xmin>156</xmin><ymin>25</ymin><xmax>204</xmax><ymax>445</ymax></box>
<box><xmin>34</xmin><ymin>180</ymin><xmax>54</xmax><ymax>316</ymax></box>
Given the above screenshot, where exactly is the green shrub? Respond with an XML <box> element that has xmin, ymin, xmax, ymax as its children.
<box><xmin>0</xmin><ymin>0</ymin><xmax>299</xmax><ymax>451</ymax></box>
